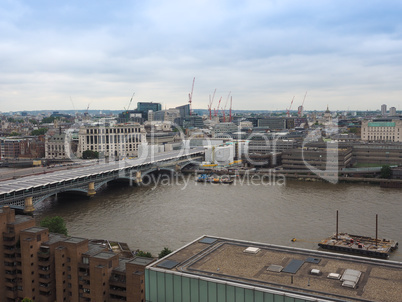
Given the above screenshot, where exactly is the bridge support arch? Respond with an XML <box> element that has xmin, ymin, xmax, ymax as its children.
<box><xmin>24</xmin><ymin>196</ymin><xmax>35</xmax><ymax>214</ymax></box>
<box><xmin>87</xmin><ymin>182</ymin><xmax>96</xmax><ymax>197</ymax></box>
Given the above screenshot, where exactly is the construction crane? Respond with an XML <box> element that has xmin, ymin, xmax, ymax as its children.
<box><xmin>286</xmin><ymin>96</ymin><xmax>294</xmax><ymax>117</ymax></box>
<box><xmin>222</xmin><ymin>91</ymin><xmax>231</xmax><ymax>122</ymax></box>
<box><xmin>125</xmin><ymin>92</ymin><xmax>135</xmax><ymax>111</ymax></box>
<box><xmin>298</xmin><ymin>91</ymin><xmax>307</xmax><ymax>117</ymax></box>
<box><xmin>229</xmin><ymin>96</ymin><xmax>233</xmax><ymax>122</ymax></box>
<box><xmin>215</xmin><ymin>97</ymin><xmax>222</xmax><ymax>117</ymax></box>
<box><xmin>208</xmin><ymin>89</ymin><xmax>216</xmax><ymax>120</ymax></box>
<box><xmin>188</xmin><ymin>77</ymin><xmax>195</xmax><ymax>116</ymax></box>
<box><xmin>84</xmin><ymin>102</ymin><xmax>91</xmax><ymax>117</ymax></box>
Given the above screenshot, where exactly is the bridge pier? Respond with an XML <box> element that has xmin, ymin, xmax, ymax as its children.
<box><xmin>87</xmin><ymin>182</ymin><xmax>96</xmax><ymax>197</ymax></box>
<box><xmin>24</xmin><ymin>196</ymin><xmax>35</xmax><ymax>214</ymax></box>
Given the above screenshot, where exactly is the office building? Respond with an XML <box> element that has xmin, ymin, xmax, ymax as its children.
<box><xmin>77</xmin><ymin>123</ymin><xmax>146</xmax><ymax>159</ymax></box>
<box><xmin>361</xmin><ymin>118</ymin><xmax>402</xmax><ymax>142</ymax></box>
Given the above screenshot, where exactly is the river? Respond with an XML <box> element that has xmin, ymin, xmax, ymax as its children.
<box><xmin>32</xmin><ymin>173</ymin><xmax>402</xmax><ymax>261</ymax></box>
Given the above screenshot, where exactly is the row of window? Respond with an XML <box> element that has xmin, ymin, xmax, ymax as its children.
<box><xmin>86</xmin><ymin>127</ymin><xmax>142</xmax><ymax>135</ymax></box>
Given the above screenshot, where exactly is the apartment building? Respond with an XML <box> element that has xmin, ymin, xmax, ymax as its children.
<box><xmin>77</xmin><ymin>123</ymin><xmax>146</xmax><ymax>159</ymax></box>
<box><xmin>0</xmin><ymin>206</ymin><xmax>154</xmax><ymax>302</ymax></box>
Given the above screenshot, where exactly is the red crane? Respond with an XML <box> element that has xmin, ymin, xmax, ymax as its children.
<box><xmin>214</xmin><ymin>97</ymin><xmax>222</xmax><ymax>117</ymax></box>
<box><xmin>229</xmin><ymin>96</ymin><xmax>233</xmax><ymax>122</ymax></box>
<box><xmin>188</xmin><ymin>77</ymin><xmax>195</xmax><ymax>116</ymax></box>
<box><xmin>222</xmin><ymin>91</ymin><xmax>231</xmax><ymax>122</ymax></box>
<box><xmin>286</xmin><ymin>96</ymin><xmax>294</xmax><ymax>117</ymax></box>
<box><xmin>208</xmin><ymin>89</ymin><xmax>216</xmax><ymax>120</ymax></box>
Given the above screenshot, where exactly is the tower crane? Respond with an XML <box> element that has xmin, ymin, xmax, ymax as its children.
<box><xmin>208</xmin><ymin>89</ymin><xmax>216</xmax><ymax>120</ymax></box>
<box><xmin>229</xmin><ymin>96</ymin><xmax>233</xmax><ymax>122</ymax></box>
<box><xmin>188</xmin><ymin>77</ymin><xmax>195</xmax><ymax>116</ymax></box>
<box><xmin>286</xmin><ymin>96</ymin><xmax>294</xmax><ymax>117</ymax></box>
<box><xmin>222</xmin><ymin>91</ymin><xmax>231</xmax><ymax>122</ymax></box>
<box><xmin>298</xmin><ymin>91</ymin><xmax>307</xmax><ymax>117</ymax></box>
<box><xmin>125</xmin><ymin>92</ymin><xmax>135</xmax><ymax>111</ymax></box>
<box><xmin>214</xmin><ymin>97</ymin><xmax>222</xmax><ymax>117</ymax></box>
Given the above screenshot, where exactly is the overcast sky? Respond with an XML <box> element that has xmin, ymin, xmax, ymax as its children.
<box><xmin>1</xmin><ymin>0</ymin><xmax>402</xmax><ymax>112</ymax></box>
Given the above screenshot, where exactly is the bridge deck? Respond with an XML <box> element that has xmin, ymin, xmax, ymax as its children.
<box><xmin>0</xmin><ymin>148</ymin><xmax>204</xmax><ymax>196</ymax></box>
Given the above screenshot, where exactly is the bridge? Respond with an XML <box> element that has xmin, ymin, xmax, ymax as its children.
<box><xmin>0</xmin><ymin>147</ymin><xmax>204</xmax><ymax>213</ymax></box>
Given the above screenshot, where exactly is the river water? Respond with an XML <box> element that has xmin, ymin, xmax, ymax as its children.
<box><xmin>32</xmin><ymin>174</ymin><xmax>402</xmax><ymax>261</ymax></box>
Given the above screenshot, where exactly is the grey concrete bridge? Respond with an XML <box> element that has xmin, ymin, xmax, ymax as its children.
<box><xmin>0</xmin><ymin>148</ymin><xmax>204</xmax><ymax>212</ymax></box>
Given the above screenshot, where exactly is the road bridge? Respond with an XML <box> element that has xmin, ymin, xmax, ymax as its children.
<box><xmin>0</xmin><ymin>148</ymin><xmax>204</xmax><ymax>213</ymax></box>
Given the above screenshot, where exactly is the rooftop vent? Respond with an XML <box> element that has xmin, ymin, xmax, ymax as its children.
<box><xmin>267</xmin><ymin>265</ymin><xmax>283</xmax><ymax>272</ymax></box>
<box><xmin>310</xmin><ymin>269</ymin><xmax>321</xmax><ymax>275</ymax></box>
<box><xmin>327</xmin><ymin>273</ymin><xmax>341</xmax><ymax>280</ymax></box>
<box><xmin>243</xmin><ymin>247</ymin><xmax>260</xmax><ymax>254</ymax></box>
<box><xmin>341</xmin><ymin>269</ymin><xmax>361</xmax><ymax>289</ymax></box>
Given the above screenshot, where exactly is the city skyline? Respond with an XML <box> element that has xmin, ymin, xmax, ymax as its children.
<box><xmin>1</xmin><ymin>1</ymin><xmax>402</xmax><ymax>112</ymax></box>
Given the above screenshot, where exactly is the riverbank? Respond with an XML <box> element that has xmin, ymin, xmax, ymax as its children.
<box><xmin>184</xmin><ymin>168</ymin><xmax>402</xmax><ymax>188</ymax></box>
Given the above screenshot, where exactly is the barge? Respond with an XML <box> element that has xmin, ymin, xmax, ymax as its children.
<box><xmin>318</xmin><ymin>233</ymin><xmax>398</xmax><ymax>259</ymax></box>
<box><xmin>318</xmin><ymin>211</ymin><xmax>398</xmax><ymax>259</ymax></box>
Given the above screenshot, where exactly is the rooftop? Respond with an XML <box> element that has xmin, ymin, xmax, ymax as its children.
<box><xmin>148</xmin><ymin>236</ymin><xmax>402</xmax><ymax>302</ymax></box>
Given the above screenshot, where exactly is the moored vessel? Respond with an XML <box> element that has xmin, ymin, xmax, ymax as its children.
<box><xmin>318</xmin><ymin>211</ymin><xmax>398</xmax><ymax>259</ymax></box>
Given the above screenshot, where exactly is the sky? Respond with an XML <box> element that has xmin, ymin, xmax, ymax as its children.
<box><xmin>1</xmin><ymin>0</ymin><xmax>402</xmax><ymax>112</ymax></box>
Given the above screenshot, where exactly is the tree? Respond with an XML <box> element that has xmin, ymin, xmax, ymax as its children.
<box><xmin>82</xmin><ymin>150</ymin><xmax>99</xmax><ymax>159</ymax></box>
<box><xmin>31</xmin><ymin>128</ymin><xmax>48</xmax><ymax>136</ymax></box>
<box><xmin>40</xmin><ymin>216</ymin><xmax>68</xmax><ymax>236</ymax></box>
<box><xmin>380</xmin><ymin>165</ymin><xmax>392</xmax><ymax>179</ymax></box>
<box><xmin>158</xmin><ymin>247</ymin><xmax>172</xmax><ymax>259</ymax></box>
<box><xmin>136</xmin><ymin>250</ymin><xmax>153</xmax><ymax>258</ymax></box>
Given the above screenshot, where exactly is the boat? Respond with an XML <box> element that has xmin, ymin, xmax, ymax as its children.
<box><xmin>318</xmin><ymin>211</ymin><xmax>398</xmax><ymax>259</ymax></box>
<box><xmin>196</xmin><ymin>174</ymin><xmax>234</xmax><ymax>184</ymax></box>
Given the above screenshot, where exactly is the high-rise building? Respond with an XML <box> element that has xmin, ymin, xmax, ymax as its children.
<box><xmin>0</xmin><ymin>206</ymin><xmax>154</xmax><ymax>302</ymax></box>
<box><xmin>136</xmin><ymin>102</ymin><xmax>162</xmax><ymax>120</ymax></box>
<box><xmin>389</xmin><ymin>106</ymin><xmax>397</xmax><ymax>116</ymax></box>
<box><xmin>381</xmin><ymin>104</ymin><xmax>387</xmax><ymax>116</ymax></box>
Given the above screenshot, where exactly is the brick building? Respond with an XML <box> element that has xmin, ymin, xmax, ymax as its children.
<box><xmin>0</xmin><ymin>206</ymin><xmax>154</xmax><ymax>301</ymax></box>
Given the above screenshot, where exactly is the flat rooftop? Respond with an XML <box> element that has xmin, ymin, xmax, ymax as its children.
<box><xmin>148</xmin><ymin>236</ymin><xmax>402</xmax><ymax>302</ymax></box>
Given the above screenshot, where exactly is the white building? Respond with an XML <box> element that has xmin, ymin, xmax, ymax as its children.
<box><xmin>389</xmin><ymin>107</ymin><xmax>397</xmax><ymax>116</ymax></box>
<box><xmin>204</xmin><ymin>144</ymin><xmax>235</xmax><ymax>166</ymax></box>
<box><xmin>77</xmin><ymin>123</ymin><xmax>146</xmax><ymax>159</ymax></box>
<box><xmin>361</xmin><ymin>119</ymin><xmax>402</xmax><ymax>142</ymax></box>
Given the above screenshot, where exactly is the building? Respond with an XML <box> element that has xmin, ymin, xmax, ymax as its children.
<box><xmin>213</xmin><ymin>122</ymin><xmax>238</xmax><ymax>137</ymax></box>
<box><xmin>361</xmin><ymin>118</ymin><xmax>402</xmax><ymax>142</ymax></box>
<box><xmin>145</xmin><ymin>235</ymin><xmax>402</xmax><ymax>302</ymax></box>
<box><xmin>45</xmin><ymin>132</ymin><xmax>69</xmax><ymax>159</ymax></box>
<box><xmin>0</xmin><ymin>138</ymin><xmax>21</xmax><ymax>159</ymax></box>
<box><xmin>257</xmin><ymin>117</ymin><xmax>307</xmax><ymax>130</ymax></box>
<box><xmin>381</xmin><ymin>104</ymin><xmax>387</xmax><ymax>116</ymax></box>
<box><xmin>153</xmin><ymin>109</ymin><xmax>180</xmax><ymax>123</ymax></box>
<box><xmin>77</xmin><ymin>123</ymin><xmax>146</xmax><ymax>159</ymax></box>
<box><xmin>351</xmin><ymin>143</ymin><xmax>402</xmax><ymax>165</ymax></box>
<box><xmin>323</xmin><ymin>106</ymin><xmax>332</xmax><ymax>123</ymax></box>
<box><xmin>0</xmin><ymin>206</ymin><xmax>155</xmax><ymax>302</ymax></box>
<box><xmin>0</xmin><ymin>137</ymin><xmax>45</xmax><ymax>160</ymax></box>
<box><xmin>136</xmin><ymin>102</ymin><xmax>162</xmax><ymax>120</ymax></box>
<box><xmin>175</xmin><ymin>104</ymin><xmax>190</xmax><ymax>118</ymax></box>
<box><xmin>389</xmin><ymin>106</ymin><xmax>397</xmax><ymax>116</ymax></box>
<box><xmin>282</xmin><ymin>146</ymin><xmax>352</xmax><ymax>171</ymax></box>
